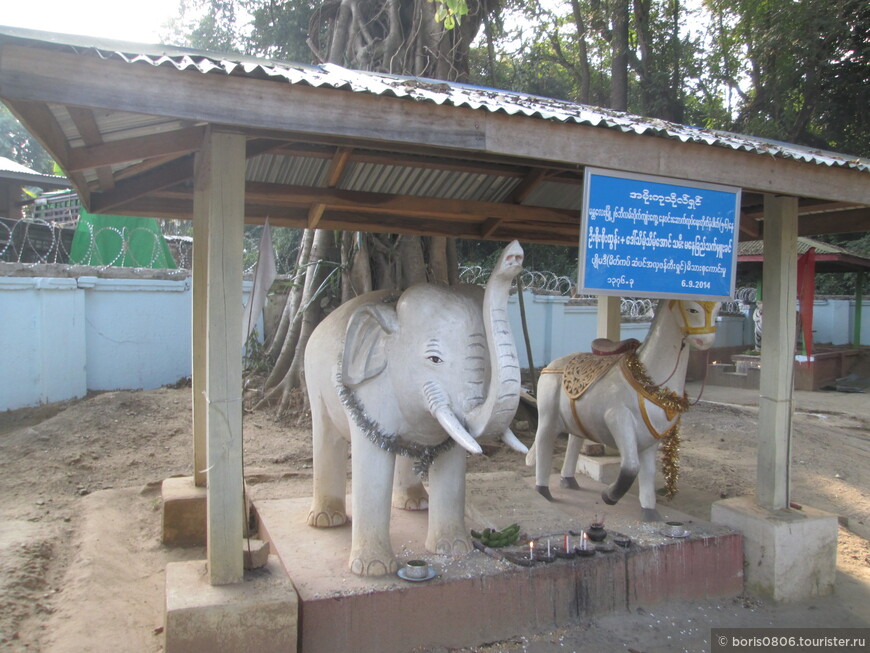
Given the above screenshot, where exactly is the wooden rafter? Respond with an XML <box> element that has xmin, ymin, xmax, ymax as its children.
<box><xmin>66</xmin><ymin>106</ymin><xmax>115</xmax><ymax>191</ymax></box>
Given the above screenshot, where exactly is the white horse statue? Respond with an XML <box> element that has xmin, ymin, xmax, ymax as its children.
<box><xmin>526</xmin><ymin>299</ymin><xmax>721</xmax><ymax>521</ymax></box>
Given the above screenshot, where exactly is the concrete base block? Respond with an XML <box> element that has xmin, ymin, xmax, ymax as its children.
<box><xmin>243</xmin><ymin>538</ymin><xmax>270</xmax><ymax>569</ymax></box>
<box><xmin>162</xmin><ymin>476</ymin><xmax>207</xmax><ymax>547</ymax></box>
<box><xmin>164</xmin><ymin>556</ymin><xmax>298</xmax><ymax>653</ymax></box>
<box><xmin>574</xmin><ymin>454</ymin><xmax>621</xmax><ymax>485</ymax></box>
<box><xmin>711</xmin><ymin>496</ymin><xmax>838</xmax><ymax>603</ymax></box>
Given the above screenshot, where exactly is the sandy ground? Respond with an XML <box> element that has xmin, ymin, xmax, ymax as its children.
<box><xmin>1</xmin><ymin>377</ymin><xmax>869</xmax><ymax>652</ymax></box>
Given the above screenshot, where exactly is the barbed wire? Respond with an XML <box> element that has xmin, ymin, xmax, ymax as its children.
<box><xmin>0</xmin><ymin>217</ymin><xmax>193</xmax><ymax>269</ymax></box>
<box><xmin>459</xmin><ymin>264</ymin><xmax>760</xmax><ymax>319</ymax></box>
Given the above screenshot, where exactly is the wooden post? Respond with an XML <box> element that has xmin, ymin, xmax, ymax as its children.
<box><xmin>597</xmin><ymin>295</ymin><xmax>621</xmax><ymax>340</ymax></box>
<box><xmin>194</xmin><ymin>128</ymin><xmax>246</xmax><ymax>585</ymax></box>
<box><xmin>192</xmin><ymin>164</ymin><xmax>208</xmax><ymax>488</ymax></box>
<box><xmin>854</xmin><ymin>271</ymin><xmax>864</xmax><ymax>348</ymax></box>
<box><xmin>757</xmin><ymin>194</ymin><xmax>799</xmax><ymax>511</ymax></box>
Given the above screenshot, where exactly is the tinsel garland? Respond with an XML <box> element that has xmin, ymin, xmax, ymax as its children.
<box><xmin>660</xmin><ymin>421</ymin><xmax>681</xmax><ymax>499</ymax></box>
<box><xmin>623</xmin><ymin>352</ymin><xmax>690</xmax><ymax>417</ymax></box>
<box><xmin>336</xmin><ymin>374</ymin><xmax>455</xmax><ymax>476</ymax></box>
<box><xmin>623</xmin><ymin>352</ymin><xmax>688</xmax><ymax>498</ymax></box>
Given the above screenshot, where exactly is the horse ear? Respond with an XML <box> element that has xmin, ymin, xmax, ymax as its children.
<box><xmin>342</xmin><ymin>303</ymin><xmax>399</xmax><ymax>387</ymax></box>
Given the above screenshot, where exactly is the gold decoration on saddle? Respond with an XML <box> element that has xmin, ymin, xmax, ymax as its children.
<box><xmin>558</xmin><ymin>353</ymin><xmax>621</xmax><ymax>400</ymax></box>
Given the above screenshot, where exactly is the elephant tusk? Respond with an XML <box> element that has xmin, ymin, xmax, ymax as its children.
<box><xmin>501</xmin><ymin>428</ymin><xmax>528</xmax><ymax>454</ymax></box>
<box><xmin>432</xmin><ymin>406</ymin><xmax>483</xmax><ymax>455</ymax></box>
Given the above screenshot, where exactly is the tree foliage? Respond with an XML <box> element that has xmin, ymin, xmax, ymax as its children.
<box><xmin>0</xmin><ymin>106</ymin><xmax>56</xmax><ymax>174</ymax></box>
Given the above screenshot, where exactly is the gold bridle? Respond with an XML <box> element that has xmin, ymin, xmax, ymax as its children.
<box><xmin>669</xmin><ymin>300</ymin><xmax>718</xmax><ymax>336</ymax></box>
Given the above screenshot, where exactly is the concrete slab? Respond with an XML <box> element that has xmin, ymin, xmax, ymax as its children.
<box><xmin>574</xmin><ymin>454</ymin><xmax>622</xmax><ymax>485</ymax></box>
<box><xmin>712</xmin><ymin>496</ymin><xmax>838</xmax><ymax>603</ymax></box>
<box><xmin>164</xmin><ymin>555</ymin><xmax>298</xmax><ymax>653</ymax></box>
<box><xmin>256</xmin><ymin>471</ymin><xmax>743</xmax><ymax>653</ymax></box>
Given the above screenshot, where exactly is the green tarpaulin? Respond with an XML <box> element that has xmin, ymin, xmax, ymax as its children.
<box><xmin>70</xmin><ymin>211</ymin><xmax>177</xmax><ymax>268</ymax></box>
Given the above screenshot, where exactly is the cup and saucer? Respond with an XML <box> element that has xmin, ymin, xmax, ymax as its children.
<box><xmin>397</xmin><ymin>559</ymin><xmax>438</xmax><ymax>582</ymax></box>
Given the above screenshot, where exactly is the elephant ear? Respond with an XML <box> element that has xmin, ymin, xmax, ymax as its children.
<box><xmin>342</xmin><ymin>302</ymin><xmax>399</xmax><ymax>387</ymax></box>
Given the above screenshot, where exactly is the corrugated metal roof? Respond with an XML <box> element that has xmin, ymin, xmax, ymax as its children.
<box><xmin>739</xmin><ymin>237</ymin><xmax>870</xmax><ymax>259</ymax></box>
<box><xmin>0</xmin><ymin>156</ymin><xmax>70</xmax><ymax>186</ymax></box>
<box><xmin>2</xmin><ymin>25</ymin><xmax>868</xmax><ymax>175</ymax></box>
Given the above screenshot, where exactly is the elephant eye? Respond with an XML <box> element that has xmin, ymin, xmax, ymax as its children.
<box><xmin>427</xmin><ymin>355</ymin><xmax>444</xmax><ymax>364</ymax></box>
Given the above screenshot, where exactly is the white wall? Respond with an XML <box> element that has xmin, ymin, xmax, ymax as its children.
<box><xmin>1</xmin><ymin>274</ymin><xmax>258</xmax><ymax>411</ymax></box>
<box><xmin>1</xmin><ymin>277</ymin><xmax>87</xmax><ymax>408</ymax></box>
<box><xmin>1</xmin><ymin>277</ymin><xmax>865</xmax><ymax>411</ymax></box>
<box><xmin>507</xmin><ymin>292</ymin><xmax>750</xmax><ymax>369</ymax></box>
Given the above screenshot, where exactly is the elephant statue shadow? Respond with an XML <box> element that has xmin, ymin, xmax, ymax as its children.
<box><xmin>304</xmin><ymin>240</ymin><xmax>528</xmax><ymax>576</ymax></box>
<box><xmin>526</xmin><ymin>299</ymin><xmax>721</xmax><ymax>522</ymax></box>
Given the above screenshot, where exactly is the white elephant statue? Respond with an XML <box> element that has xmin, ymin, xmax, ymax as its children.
<box><xmin>526</xmin><ymin>299</ymin><xmax>721</xmax><ymax>521</ymax></box>
<box><xmin>304</xmin><ymin>240</ymin><xmax>528</xmax><ymax>576</ymax></box>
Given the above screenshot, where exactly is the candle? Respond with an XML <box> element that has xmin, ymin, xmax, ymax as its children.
<box><xmin>564</xmin><ymin>533</ymin><xmax>569</xmax><ymax>552</ymax></box>
<box><xmin>581</xmin><ymin>530</ymin><xmax>587</xmax><ymax>550</ymax></box>
<box><xmin>529</xmin><ymin>540</ymin><xmax>534</xmax><ymax>561</ymax></box>
<box><xmin>547</xmin><ymin>539</ymin><xmax>551</xmax><ymax>556</ymax></box>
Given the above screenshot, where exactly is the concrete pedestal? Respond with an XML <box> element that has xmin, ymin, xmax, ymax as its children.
<box><xmin>164</xmin><ymin>556</ymin><xmax>298</xmax><ymax>653</ymax></box>
<box><xmin>256</xmin><ymin>472</ymin><xmax>743</xmax><ymax>653</ymax></box>
<box><xmin>162</xmin><ymin>476</ymin><xmax>207</xmax><ymax>547</ymax></box>
<box><xmin>711</xmin><ymin>496</ymin><xmax>838</xmax><ymax>603</ymax></box>
<box><xmin>574</xmin><ymin>454</ymin><xmax>622</xmax><ymax>485</ymax></box>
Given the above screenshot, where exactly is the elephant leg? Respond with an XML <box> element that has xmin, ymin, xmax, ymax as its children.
<box><xmin>601</xmin><ymin>409</ymin><xmax>639</xmax><ymax>506</ymax></box>
<box><xmin>637</xmin><ymin>444</ymin><xmax>662</xmax><ymax>522</ymax></box>
<box><xmin>307</xmin><ymin>399</ymin><xmax>349</xmax><ymax>528</ymax></box>
<box><xmin>349</xmin><ymin>436</ymin><xmax>399</xmax><ymax>577</ymax></box>
<box><xmin>392</xmin><ymin>456</ymin><xmax>429</xmax><ymax>511</ymax></box>
<box><xmin>425</xmin><ymin>444</ymin><xmax>471</xmax><ymax>555</ymax></box>
<box><xmin>559</xmin><ymin>434</ymin><xmax>582</xmax><ymax>490</ymax></box>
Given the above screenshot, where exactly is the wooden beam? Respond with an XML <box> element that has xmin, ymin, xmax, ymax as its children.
<box><xmin>90</xmin><ymin>155</ymin><xmax>195</xmax><ymax>214</ymax></box>
<box><xmin>196</xmin><ymin>128</ymin><xmax>246</xmax><ymax>585</ymax></box>
<box><xmin>323</xmin><ymin>147</ymin><xmax>353</xmax><ymax>187</ymax></box>
<box><xmin>66</xmin><ymin>106</ymin><xmax>114</xmax><ymax>190</ymax></box>
<box><xmin>244</xmin><ymin>182</ymin><xmax>578</xmax><ymax>225</ymax></box>
<box><xmin>67</xmin><ymin>125</ymin><xmax>206</xmax><ymax>171</ymax></box>
<box><xmin>756</xmin><ymin>194</ymin><xmax>799</xmax><ymax>512</ymax></box>
<box><xmin>510</xmin><ymin>169</ymin><xmax>547</xmax><ymax>203</ymax></box>
<box><xmin>797</xmin><ymin>207</ymin><xmax>870</xmax><ymax>236</ymax></box>
<box><xmin>480</xmin><ymin>217</ymin><xmax>503</xmax><ymax>238</ymax></box>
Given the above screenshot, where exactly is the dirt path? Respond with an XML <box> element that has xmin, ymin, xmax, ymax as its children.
<box><xmin>0</xmin><ymin>382</ymin><xmax>868</xmax><ymax>651</ymax></box>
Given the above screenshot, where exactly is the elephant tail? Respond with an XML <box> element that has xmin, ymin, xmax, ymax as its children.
<box><xmin>524</xmin><ymin>441</ymin><xmax>536</xmax><ymax>466</ymax></box>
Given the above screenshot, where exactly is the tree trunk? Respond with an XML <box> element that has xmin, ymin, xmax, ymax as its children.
<box><xmin>610</xmin><ymin>0</ymin><xmax>630</xmax><ymax>111</ymax></box>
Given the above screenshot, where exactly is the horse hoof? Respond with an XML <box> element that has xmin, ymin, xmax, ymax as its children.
<box><xmin>601</xmin><ymin>490</ymin><xmax>617</xmax><ymax>505</ymax></box>
<box><xmin>535</xmin><ymin>485</ymin><xmax>554</xmax><ymax>501</ymax></box>
<box><xmin>641</xmin><ymin>508</ymin><xmax>662</xmax><ymax>522</ymax></box>
<box><xmin>560</xmin><ymin>476</ymin><xmax>581</xmax><ymax>490</ymax></box>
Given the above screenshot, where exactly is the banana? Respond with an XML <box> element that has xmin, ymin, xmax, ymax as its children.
<box><xmin>474</xmin><ymin>523</ymin><xmax>521</xmax><ymax>548</ymax></box>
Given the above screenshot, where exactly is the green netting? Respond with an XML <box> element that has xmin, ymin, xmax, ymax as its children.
<box><xmin>69</xmin><ymin>211</ymin><xmax>177</xmax><ymax>268</ymax></box>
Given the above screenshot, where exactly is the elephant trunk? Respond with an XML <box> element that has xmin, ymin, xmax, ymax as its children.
<box><xmin>466</xmin><ymin>240</ymin><xmax>524</xmax><ymax>441</ymax></box>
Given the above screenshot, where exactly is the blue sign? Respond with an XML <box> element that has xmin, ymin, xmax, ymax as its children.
<box><xmin>579</xmin><ymin>168</ymin><xmax>741</xmax><ymax>300</ymax></box>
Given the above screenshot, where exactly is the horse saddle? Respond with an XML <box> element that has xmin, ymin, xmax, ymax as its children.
<box><xmin>591</xmin><ymin>337</ymin><xmax>640</xmax><ymax>356</ymax></box>
<box><xmin>559</xmin><ymin>352</ymin><xmax>622</xmax><ymax>400</ymax></box>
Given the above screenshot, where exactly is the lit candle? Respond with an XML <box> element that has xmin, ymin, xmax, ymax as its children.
<box><xmin>529</xmin><ymin>540</ymin><xmax>534</xmax><ymax>561</ymax></box>
<box><xmin>581</xmin><ymin>530</ymin><xmax>587</xmax><ymax>550</ymax></box>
